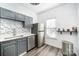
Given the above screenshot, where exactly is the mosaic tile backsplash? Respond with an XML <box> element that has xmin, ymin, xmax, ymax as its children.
<box><xmin>0</xmin><ymin>18</ymin><xmax>30</xmax><ymax>38</ymax></box>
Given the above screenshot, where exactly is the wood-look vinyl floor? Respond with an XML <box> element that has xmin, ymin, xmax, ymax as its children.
<box><xmin>24</xmin><ymin>45</ymin><xmax>63</xmax><ymax>56</ymax></box>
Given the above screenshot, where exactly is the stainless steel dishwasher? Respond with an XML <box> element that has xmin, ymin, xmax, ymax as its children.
<box><xmin>27</xmin><ymin>35</ymin><xmax>35</xmax><ymax>51</ymax></box>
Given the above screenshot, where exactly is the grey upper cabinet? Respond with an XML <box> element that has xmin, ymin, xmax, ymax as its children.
<box><xmin>28</xmin><ymin>17</ymin><xmax>33</xmax><ymax>28</ymax></box>
<box><xmin>0</xmin><ymin>7</ymin><xmax>1</xmax><ymax>17</ymax></box>
<box><xmin>0</xmin><ymin>7</ymin><xmax>33</xmax><ymax>28</ymax></box>
<box><xmin>17</xmin><ymin>38</ymin><xmax>27</xmax><ymax>55</ymax></box>
<box><xmin>25</xmin><ymin>16</ymin><xmax>30</xmax><ymax>25</ymax></box>
<box><xmin>29</xmin><ymin>17</ymin><xmax>33</xmax><ymax>24</ymax></box>
<box><xmin>15</xmin><ymin>13</ymin><xmax>25</xmax><ymax>21</ymax></box>
<box><xmin>1</xmin><ymin>40</ymin><xmax>18</xmax><ymax>56</ymax></box>
<box><xmin>24</xmin><ymin>16</ymin><xmax>33</xmax><ymax>28</ymax></box>
<box><xmin>0</xmin><ymin>7</ymin><xmax>15</xmax><ymax>20</ymax></box>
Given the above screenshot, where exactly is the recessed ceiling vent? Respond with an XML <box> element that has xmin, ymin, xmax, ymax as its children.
<box><xmin>30</xmin><ymin>3</ymin><xmax>40</xmax><ymax>5</ymax></box>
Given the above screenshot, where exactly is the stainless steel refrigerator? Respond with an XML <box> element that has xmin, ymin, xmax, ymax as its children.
<box><xmin>38</xmin><ymin>23</ymin><xmax>45</xmax><ymax>47</ymax></box>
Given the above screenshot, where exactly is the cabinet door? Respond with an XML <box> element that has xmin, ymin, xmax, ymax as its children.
<box><xmin>1</xmin><ymin>41</ymin><xmax>17</xmax><ymax>56</ymax></box>
<box><xmin>15</xmin><ymin>13</ymin><xmax>25</xmax><ymax>21</ymax></box>
<box><xmin>25</xmin><ymin>16</ymin><xmax>30</xmax><ymax>26</ymax></box>
<box><xmin>28</xmin><ymin>35</ymin><xmax>35</xmax><ymax>51</ymax></box>
<box><xmin>18</xmin><ymin>38</ymin><xmax>27</xmax><ymax>55</ymax></box>
<box><xmin>1</xmin><ymin>7</ymin><xmax>15</xmax><ymax>19</ymax></box>
<box><xmin>29</xmin><ymin>17</ymin><xmax>33</xmax><ymax>27</ymax></box>
<box><xmin>0</xmin><ymin>7</ymin><xmax>1</xmax><ymax>17</ymax></box>
<box><xmin>29</xmin><ymin>17</ymin><xmax>33</xmax><ymax>24</ymax></box>
<box><xmin>24</xmin><ymin>16</ymin><xmax>33</xmax><ymax>28</ymax></box>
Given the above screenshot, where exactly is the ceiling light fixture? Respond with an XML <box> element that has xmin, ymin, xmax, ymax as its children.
<box><xmin>30</xmin><ymin>3</ymin><xmax>40</xmax><ymax>5</ymax></box>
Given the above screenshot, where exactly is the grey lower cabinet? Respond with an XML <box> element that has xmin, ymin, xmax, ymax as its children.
<box><xmin>0</xmin><ymin>40</ymin><xmax>18</xmax><ymax>56</ymax></box>
<box><xmin>0</xmin><ymin>7</ymin><xmax>15</xmax><ymax>20</ymax></box>
<box><xmin>17</xmin><ymin>38</ymin><xmax>27</xmax><ymax>55</ymax></box>
<box><xmin>27</xmin><ymin>35</ymin><xmax>35</xmax><ymax>51</ymax></box>
<box><xmin>0</xmin><ymin>37</ymin><xmax>28</xmax><ymax>56</ymax></box>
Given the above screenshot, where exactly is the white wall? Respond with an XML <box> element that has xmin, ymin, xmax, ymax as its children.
<box><xmin>37</xmin><ymin>4</ymin><xmax>78</xmax><ymax>55</ymax></box>
<box><xmin>77</xmin><ymin>4</ymin><xmax>79</xmax><ymax>55</ymax></box>
<box><xmin>0</xmin><ymin>3</ymin><xmax>38</xmax><ymax>23</ymax></box>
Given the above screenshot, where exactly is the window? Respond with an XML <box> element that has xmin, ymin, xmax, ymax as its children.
<box><xmin>46</xmin><ymin>19</ymin><xmax>56</xmax><ymax>28</ymax></box>
<box><xmin>45</xmin><ymin>19</ymin><xmax>56</xmax><ymax>39</ymax></box>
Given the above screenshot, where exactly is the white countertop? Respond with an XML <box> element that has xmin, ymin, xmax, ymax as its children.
<box><xmin>0</xmin><ymin>33</ymin><xmax>35</xmax><ymax>42</ymax></box>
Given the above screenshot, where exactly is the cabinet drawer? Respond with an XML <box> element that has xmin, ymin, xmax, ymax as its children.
<box><xmin>0</xmin><ymin>7</ymin><xmax>15</xmax><ymax>19</ymax></box>
<box><xmin>1</xmin><ymin>40</ymin><xmax>17</xmax><ymax>46</ymax></box>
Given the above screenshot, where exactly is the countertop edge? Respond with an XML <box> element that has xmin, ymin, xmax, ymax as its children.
<box><xmin>0</xmin><ymin>34</ymin><xmax>36</xmax><ymax>42</ymax></box>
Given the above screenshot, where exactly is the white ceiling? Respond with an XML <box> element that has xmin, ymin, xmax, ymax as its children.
<box><xmin>23</xmin><ymin>3</ymin><xmax>61</xmax><ymax>13</ymax></box>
